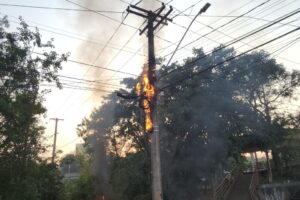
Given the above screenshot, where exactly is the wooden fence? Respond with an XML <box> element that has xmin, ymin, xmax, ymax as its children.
<box><xmin>249</xmin><ymin>166</ymin><xmax>259</xmax><ymax>200</ymax></box>
<box><xmin>213</xmin><ymin>166</ymin><xmax>240</xmax><ymax>200</ymax></box>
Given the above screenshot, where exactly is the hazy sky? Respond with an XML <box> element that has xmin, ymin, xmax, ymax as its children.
<box><xmin>1</xmin><ymin>0</ymin><xmax>300</xmax><ymax>156</ymax></box>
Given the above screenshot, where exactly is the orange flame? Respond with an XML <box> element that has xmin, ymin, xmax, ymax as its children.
<box><xmin>136</xmin><ymin>68</ymin><xmax>155</xmax><ymax>133</ymax></box>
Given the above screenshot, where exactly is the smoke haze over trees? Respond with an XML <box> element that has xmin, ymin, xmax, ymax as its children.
<box><xmin>79</xmin><ymin>46</ymin><xmax>300</xmax><ymax>200</ymax></box>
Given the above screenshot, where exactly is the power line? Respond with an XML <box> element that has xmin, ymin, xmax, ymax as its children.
<box><xmin>1</xmin><ymin>74</ymin><xmax>122</xmax><ymax>90</ymax></box>
<box><xmin>57</xmin><ymin>137</ymin><xmax>81</xmax><ymax>149</ymax></box>
<box><xmin>195</xmin><ymin>0</ymin><xmax>297</xmax><ymax>51</ymax></box>
<box><xmin>64</xmin><ymin>0</ymin><xmax>173</xmax><ymax>46</ymax></box>
<box><xmin>59</xmin><ymin>0</ymin><xmax>179</xmax><ymax>114</ymax></box>
<box><xmin>160</xmin><ymin>25</ymin><xmax>300</xmax><ymax>91</ymax></box>
<box><xmin>59</xmin><ymin>80</ymin><xmax>116</xmax><ymax>87</ymax></box>
<box><xmin>68</xmin><ymin>58</ymin><xmax>139</xmax><ymax>76</ymax></box>
<box><xmin>3</xmin><ymin>76</ymin><xmax>125</xmax><ymax>92</ymax></box>
<box><xmin>164</xmin><ymin>0</ymin><xmax>298</xmax><ymax>60</ymax></box>
<box><xmin>211</xmin><ymin>18</ymin><xmax>300</xmax><ymax>64</ymax></box>
<box><xmin>63</xmin><ymin>45</ymin><xmax>144</xmax><ymax>115</ymax></box>
<box><xmin>165</xmin><ymin>3</ymin><xmax>211</xmax><ymax>67</ymax></box>
<box><xmin>2</xmin><ymin>14</ymin><xmax>145</xmax><ymax>57</ymax></box>
<box><xmin>163</xmin><ymin>27</ymin><xmax>300</xmax><ymax>87</ymax></box>
<box><xmin>273</xmin><ymin>36</ymin><xmax>300</xmax><ymax>57</ymax></box>
<box><xmin>49</xmin><ymin>30</ymin><xmax>300</xmax><ymax>95</ymax></box>
<box><xmin>163</xmin><ymin>0</ymin><xmax>288</xmax><ymax>59</ymax></box>
<box><xmin>196</xmin><ymin>15</ymin><xmax>300</xmax><ymax>27</ymax></box>
<box><xmin>64</xmin><ymin>0</ymin><xmax>140</xmax><ymax>71</ymax></box>
<box><xmin>160</xmin><ymin>8</ymin><xmax>300</xmax><ymax>78</ymax></box>
<box><xmin>61</xmin><ymin>0</ymin><xmax>133</xmax><ymax>73</ymax></box>
<box><xmin>159</xmin><ymin>0</ymin><xmax>289</xmax><ymax>59</ymax></box>
<box><xmin>58</xmin><ymin>75</ymin><xmax>126</xmax><ymax>88</ymax></box>
<box><xmin>54</xmin><ymin>0</ymin><xmax>139</xmax><ymax>114</ymax></box>
<box><xmin>4</xmin><ymin>15</ymin><xmax>141</xmax><ymax>97</ymax></box>
<box><xmin>61</xmin><ymin>75</ymin><xmax>126</xmax><ymax>81</ymax></box>
<box><xmin>41</xmin><ymin>83</ymin><xmax>117</xmax><ymax>94</ymax></box>
<box><xmin>87</xmin><ymin>15</ymin><xmax>134</xmax><ymax>69</ymax></box>
<box><xmin>64</xmin><ymin>0</ymin><xmax>136</xmax><ymax>28</ymax></box>
<box><xmin>205</xmin><ymin>0</ymin><xmax>299</xmax><ymax>44</ymax></box>
<box><xmin>92</xmin><ymin>28</ymin><xmax>141</xmax><ymax>78</ymax></box>
<box><xmin>55</xmin><ymin>46</ymin><xmax>144</xmax><ymax>115</ymax></box>
<box><xmin>23</xmin><ymin>0</ymin><xmax>298</xmax><ymax>115</ymax></box>
<box><xmin>167</xmin><ymin>0</ymin><xmax>204</xmax><ymax>19</ymax></box>
<box><xmin>59</xmin><ymin>80</ymin><xmax>122</xmax><ymax>89</ymax></box>
<box><xmin>0</xmin><ymin>3</ymin><xmax>123</xmax><ymax>13</ymax></box>
<box><xmin>167</xmin><ymin>0</ymin><xmax>300</xmax><ymax>65</ymax></box>
<box><xmin>32</xmin><ymin>51</ymin><xmax>139</xmax><ymax>76</ymax></box>
<box><xmin>111</xmin><ymin>0</ymin><xmax>191</xmax><ymax>48</ymax></box>
<box><xmin>207</xmin><ymin>35</ymin><xmax>300</xmax><ymax>86</ymax></box>
<box><xmin>157</xmin><ymin>0</ymin><xmax>271</xmax><ymax>54</ymax></box>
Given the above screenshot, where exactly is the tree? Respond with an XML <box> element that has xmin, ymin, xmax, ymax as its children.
<box><xmin>109</xmin><ymin>152</ymin><xmax>151</xmax><ymax>200</ymax></box>
<box><xmin>79</xmin><ymin>46</ymin><xmax>300</xmax><ymax>200</ymax></box>
<box><xmin>232</xmin><ymin>51</ymin><xmax>300</xmax><ymax>173</ymax></box>
<box><xmin>61</xmin><ymin>154</ymin><xmax>77</xmax><ymax>165</ymax></box>
<box><xmin>62</xmin><ymin>150</ymin><xmax>96</xmax><ymax>200</ymax></box>
<box><xmin>77</xmin><ymin>81</ymin><xmax>151</xmax><ymax>200</ymax></box>
<box><xmin>158</xmin><ymin>47</ymin><xmax>300</xmax><ymax>198</ymax></box>
<box><xmin>0</xmin><ymin>16</ymin><xmax>68</xmax><ymax>199</ymax></box>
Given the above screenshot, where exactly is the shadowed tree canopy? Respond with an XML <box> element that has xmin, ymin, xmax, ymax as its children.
<box><xmin>158</xmin><ymin>47</ymin><xmax>300</xmax><ymax>199</ymax></box>
<box><xmin>78</xmin><ymin>46</ymin><xmax>300</xmax><ymax>200</ymax></box>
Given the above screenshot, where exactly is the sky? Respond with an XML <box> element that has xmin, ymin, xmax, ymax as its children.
<box><xmin>1</xmin><ymin>0</ymin><xmax>300</xmax><ymax>156</ymax></box>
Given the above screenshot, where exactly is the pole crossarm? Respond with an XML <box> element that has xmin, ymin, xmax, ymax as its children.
<box><xmin>127</xmin><ymin>3</ymin><xmax>173</xmax><ymax>35</ymax></box>
<box><xmin>153</xmin><ymin>7</ymin><xmax>173</xmax><ymax>30</ymax></box>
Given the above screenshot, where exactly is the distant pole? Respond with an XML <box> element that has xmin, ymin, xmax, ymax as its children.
<box><xmin>50</xmin><ymin>118</ymin><xmax>63</xmax><ymax>164</ymax></box>
<box><xmin>265</xmin><ymin>150</ymin><xmax>272</xmax><ymax>183</ymax></box>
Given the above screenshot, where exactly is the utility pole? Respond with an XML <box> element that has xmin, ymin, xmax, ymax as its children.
<box><xmin>50</xmin><ymin>118</ymin><xmax>63</xmax><ymax>164</ymax></box>
<box><xmin>127</xmin><ymin>3</ymin><xmax>173</xmax><ymax>200</ymax></box>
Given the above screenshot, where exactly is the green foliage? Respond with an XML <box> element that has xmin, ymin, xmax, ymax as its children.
<box><xmin>61</xmin><ymin>149</ymin><xmax>96</xmax><ymax>200</ymax></box>
<box><xmin>277</xmin><ymin>128</ymin><xmax>300</xmax><ymax>177</ymax></box>
<box><xmin>77</xmin><ymin>91</ymin><xmax>151</xmax><ymax>199</ymax></box>
<box><xmin>0</xmin><ymin>16</ymin><xmax>68</xmax><ymax>199</ymax></box>
<box><xmin>109</xmin><ymin>152</ymin><xmax>151</xmax><ymax>200</ymax></box>
<box><xmin>0</xmin><ymin>161</ymin><xmax>65</xmax><ymax>200</ymax></box>
<box><xmin>38</xmin><ymin>162</ymin><xmax>66</xmax><ymax>200</ymax></box>
<box><xmin>63</xmin><ymin>173</ymin><xmax>95</xmax><ymax>200</ymax></box>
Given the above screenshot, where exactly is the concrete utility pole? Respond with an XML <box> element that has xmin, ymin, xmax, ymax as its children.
<box><xmin>50</xmin><ymin>118</ymin><xmax>63</xmax><ymax>164</ymax></box>
<box><xmin>127</xmin><ymin>3</ymin><xmax>173</xmax><ymax>200</ymax></box>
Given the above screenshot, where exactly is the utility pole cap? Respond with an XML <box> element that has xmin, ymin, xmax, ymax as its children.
<box><xmin>199</xmin><ymin>3</ymin><xmax>211</xmax><ymax>14</ymax></box>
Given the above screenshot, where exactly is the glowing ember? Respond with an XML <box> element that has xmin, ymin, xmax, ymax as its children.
<box><xmin>136</xmin><ymin>67</ymin><xmax>155</xmax><ymax>133</ymax></box>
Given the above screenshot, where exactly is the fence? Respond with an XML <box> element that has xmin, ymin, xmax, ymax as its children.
<box><xmin>213</xmin><ymin>165</ymin><xmax>240</xmax><ymax>200</ymax></box>
<box><xmin>249</xmin><ymin>166</ymin><xmax>260</xmax><ymax>200</ymax></box>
